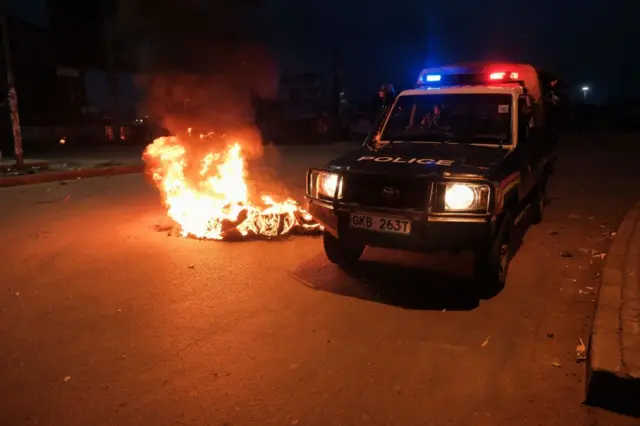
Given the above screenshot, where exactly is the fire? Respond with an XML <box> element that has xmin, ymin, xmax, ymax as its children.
<box><xmin>143</xmin><ymin>133</ymin><xmax>321</xmax><ymax>240</ymax></box>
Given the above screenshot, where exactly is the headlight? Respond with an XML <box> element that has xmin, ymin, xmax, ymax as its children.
<box><xmin>307</xmin><ymin>170</ymin><xmax>343</xmax><ymax>199</ymax></box>
<box><xmin>443</xmin><ymin>183</ymin><xmax>490</xmax><ymax>212</ymax></box>
<box><xmin>319</xmin><ymin>173</ymin><xmax>339</xmax><ymax>198</ymax></box>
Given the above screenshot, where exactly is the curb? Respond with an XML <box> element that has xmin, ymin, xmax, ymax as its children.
<box><xmin>586</xmin><ymin>198</ymin><xmax>640</xmax><ymax>416</ymax></box>
<box><xmin>0</xmin><ymin>161</ymin><xmax>50</xmax><ymax>172</ymax></box>
<box><xmin>0</xmin><ymin>164</ymin><xmax>144</xmax><ymax>188</ymax></box>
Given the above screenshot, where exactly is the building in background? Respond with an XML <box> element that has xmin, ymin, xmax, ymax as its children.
<box><xmin>48</xmin><ymin>0</ymin><xmax>138</xmax><ymax>121</ymax></box>
<box><xmin>4</xmin><ymin>0</ymin><xmax>96</xmax><ymax>123</ymax></box>
<box><xmin>1</xmin><ymin>1</ymin><xmax>59</xmax><ymax>152</ymax></box>
<box><xmin>1</xmin><ymin>0</ymin><xmax>141</xmax><ymax>151</ymax></box>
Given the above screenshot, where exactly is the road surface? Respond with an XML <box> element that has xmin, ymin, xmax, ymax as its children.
<box><xmin>1</xmin><ymin>135</ymin><xmax>639</xmax><ymax>426</ymax></box>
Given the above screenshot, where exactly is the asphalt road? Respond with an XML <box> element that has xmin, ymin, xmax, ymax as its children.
<box><xmin>1</xmin><ymin>135</ymin><xmax>639</xmax><ymax>426</ymax></box>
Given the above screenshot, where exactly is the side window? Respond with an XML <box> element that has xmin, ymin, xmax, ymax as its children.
<box><xmin>384</xmin><ymin>99</ymin><xmax>412</xmax><ymax>129</ymax></box>
<box><xmin>519</xmin><ymin>96</ymin><xmax>534</xmax><ymax>126</ymax></box>
<box><xmin>518</xmin><ymin>96</ymin><xmax>534</xmax><ymax>143</ymax></box>
<box><xmin>518</xmin><ymin>97</ymin><xmax>526</xmax><ymax>113</ymax></box>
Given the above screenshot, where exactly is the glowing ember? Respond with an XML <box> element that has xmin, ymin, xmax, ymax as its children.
<box><xmin>143</xmin><ymin>133</ymin><xmax>321</xmax><ymax>240</ymax></box>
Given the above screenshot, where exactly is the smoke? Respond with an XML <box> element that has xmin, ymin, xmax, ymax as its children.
<box><xmin>115</xmin><ymin>0</ymin><xmax>279</xmax><ymax>156</ymax></box>
<box><xmin>136</xmin><ymin>45</ymin><xmax>279</xmax><ymax>145</ymax></box>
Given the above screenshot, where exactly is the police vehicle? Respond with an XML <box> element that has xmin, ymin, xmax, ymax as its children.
<box><xmin>305</xmin><ymin>62</ymin><xmax>558</xmax><ymax>294</ymax></box>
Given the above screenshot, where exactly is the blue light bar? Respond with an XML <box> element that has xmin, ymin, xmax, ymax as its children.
<box><xmin>416</xmin><ymin>68</ymin><xmax>451</xmax><ymax>88</ymax></box>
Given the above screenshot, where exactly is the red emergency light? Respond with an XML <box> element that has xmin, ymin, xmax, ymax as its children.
<box><xmin>489</xmin><ymin>71</ymin><xmax>519</xmax><ymax>81</ymax></box>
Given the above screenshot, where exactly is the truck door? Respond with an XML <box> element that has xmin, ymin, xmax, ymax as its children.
<box><xmin>516</xmin><ymin>95</ymin><xmax>538</xmax><ymax>200</ymax></box>
<box><xmin>523</xmin><ymin>95</ymin><xmax>548</xmax><ymax>185</ymax></box>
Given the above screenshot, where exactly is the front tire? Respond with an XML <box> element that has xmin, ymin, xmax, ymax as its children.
<box><xmin>323</xmin><ymin>231</ymin><xmax>364</xmax><ymax>267</ymax></box>
<box><xmin>473</xmin><ymin>213</ymin><xmax>514</xmax><ymax>297</ymax></box>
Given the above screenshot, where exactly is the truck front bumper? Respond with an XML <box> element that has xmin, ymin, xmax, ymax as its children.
<box><xmin>307</xmin><ymin>199</ymin><xmax>495</xmax><ymax>253</ymax></box>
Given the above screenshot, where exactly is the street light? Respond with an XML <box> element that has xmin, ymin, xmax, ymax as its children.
<box><xmin>581</xmin><ymin>86</ymin><xmax>589</xmax><ymax>101</ymax></box>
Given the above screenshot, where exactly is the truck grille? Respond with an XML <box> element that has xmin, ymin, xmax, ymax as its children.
<box><xmin>343</xmin><ymin>173</ymin><xmax>431</xmax><ymax>210</ymax></box>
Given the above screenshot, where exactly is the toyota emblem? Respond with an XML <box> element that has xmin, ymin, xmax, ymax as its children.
<box><xmin>381</xmin><ymin>186</ymin><xmax>400</xmax><ymax>199</ymax></box>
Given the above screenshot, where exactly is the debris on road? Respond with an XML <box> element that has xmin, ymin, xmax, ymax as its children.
<box><xmin>155</xmin><ymin>224</ymin><xmax>173</xmax><ymax>232</ymax></box>
<box><xmin>481</xmin><ymin>336</ymin><xmax>491</xmax><ymax>347</ymax></box>
<box><xmin>549</xmin><ymin>230</ymin><xmax>559</xmax><ymax>236</ymax></box>
<box><xmin>577</xmin><ymin>248</ymin><xmax>605</xmax><ymax>258</ymax></box>
<box><xmin>550</xmin><ymin>361</ymin><xmax>562</xmax><ymax>368</ymax></box>
<box><xmin>561</xmin><ymin>251</ymin><xmax>573</xmax><ymax>258</ymax></box>
<box><xmin>154</xmin><ymin>216</ymin><xmax>176</xmax><ymax>232</ymax></box>
<box><xmin>574</xmin><ymin>247</ymin><xmax>607</xmax><ymax>260</ymax></box>
<box><xmin>576</xmin><ymin>338</ymin><xmax>587</xmax><ymax>362</ymax></box>
<box><xmin>546</xmin><ymin>332</ymin><xmax>554</xmax><ymax>338</ymax></box>
<box><xmin>63</xmin><ymin>376</ymin><xmax>71</xmax><ymax>382</ymax></box>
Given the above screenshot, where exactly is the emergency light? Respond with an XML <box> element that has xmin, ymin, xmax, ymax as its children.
<box><xmin>489</xmin><ymin>71</ymin><xmax>519</xmax><ymax>81</ymax></box>
<box><xmin>417</xmin><ymin>73</ymin><xmax>441</xmax><ymax>84</ymax></box>
<box><xmin>416</xmin><ymin>65</ymin><xmax>523</xmax><ymax>88</ymax></box>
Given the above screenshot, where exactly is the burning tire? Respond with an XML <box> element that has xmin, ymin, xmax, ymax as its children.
<box><xmin>145</xmin><ymin>135</ymin><xmax>322</xmax><ymax>241</ymax></box>
<box><xmin>157</xmin><ymin>206</ymin><xmax>322</xmax><ymax>240</ymax></box>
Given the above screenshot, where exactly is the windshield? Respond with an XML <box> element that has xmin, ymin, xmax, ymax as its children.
<box><xmin>379</xmin><ymin>93</ymin><xmax>513</xmax><ymax>144</ymax></box>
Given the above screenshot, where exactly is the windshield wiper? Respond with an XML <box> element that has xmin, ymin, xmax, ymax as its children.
<box><xmin>381</xmin><ymin>132</ymin><xmax>508</xmax><ymax>146</ymax></box>
<box><xmin>421</xmin><ymin>133</ymin><xmax>465</xmax><ymax>144</ymax></box>
<box><xmin>465</xmin><ymin>135</ymin><xmax>509</xmax><ymax>147</ymax></box>
<box><xmin>383</xmin><ymin>132</ymin><xmax>452</xmax><ymax>143</ymax></box>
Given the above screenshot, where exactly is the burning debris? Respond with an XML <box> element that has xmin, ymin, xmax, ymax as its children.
<box><xmin>143</xmin><ymin>132</ymin><xmax>322</xmax><ymax>240</ymax></box>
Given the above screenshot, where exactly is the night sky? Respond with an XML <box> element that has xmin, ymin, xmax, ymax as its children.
<box><xmin>255</xmin><ymin>0</ymin><xmax>639</xmax><ymax>102</ymax></box>
<box><xmin>9</xmin><ymin>0</ymin><xmax>640</xmax><ymax>104</ymax></box>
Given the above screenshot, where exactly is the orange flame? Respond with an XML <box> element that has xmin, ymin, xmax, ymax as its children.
<box><xmin>143</xmin><ymin>134</ymin><xmax>321</xmax><ymax>240</ymax></box>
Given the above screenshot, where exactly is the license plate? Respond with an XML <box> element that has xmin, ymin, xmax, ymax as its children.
<box><xmin>349</xmin><ymin>213</ymin><xmax>411</xmax><ymax>234</ymax></box>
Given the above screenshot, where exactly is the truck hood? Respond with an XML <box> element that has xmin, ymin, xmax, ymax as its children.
<box><xmin>326</xmin><ymin>143</ymin><xmax>509</xmax><ymax>177</ymax></box>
